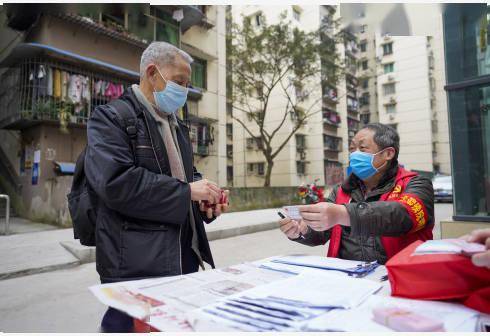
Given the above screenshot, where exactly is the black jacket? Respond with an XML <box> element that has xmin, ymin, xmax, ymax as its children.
<box><xmin>85</xmin><ymin>88</ymin><xmax>215</xmax><ymax>283</ymax></box>
<box><xmin>293</xmin><ymin>162</ymin><xmax>434</xmax><ymax>264</ymax></box>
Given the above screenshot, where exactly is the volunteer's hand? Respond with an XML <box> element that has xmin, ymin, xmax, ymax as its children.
<box><xmin>279</xmin><ymin>216</ymin><xmax>308</xmax><ymax>239</ymax></box>
<box><xmin>299</xmin><ymin>202</ymin><xmax>350</xmax><ymax>232</ymax></box>
<box><xmin>190</xmin><ymin>179</ymin><xmax>221</xmax><ymax>203</ymax></box>
<box><xmin>466</xmin><ymin>228</ymin><xmax>490</xmax><ymax>268</ymax></box>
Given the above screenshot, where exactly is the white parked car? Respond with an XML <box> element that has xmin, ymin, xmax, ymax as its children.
<box><xmin>432</xmin><ymin>175</ymin><xmax>453</xmax><ymax>203</ymax></box>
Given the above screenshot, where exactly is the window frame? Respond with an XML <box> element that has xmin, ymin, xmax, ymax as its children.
<box><xmin>383</xmin><ymin>83</ymin><xmax>396</xmax><ymax>95</ymax></box>
<box><xmin>190</xmin><ymin>57</ymin><xmax>207</xmax><ymax>89</ymax></box>
<box><xmin>385</xmin><ymin>103</ymin><xmax>396</xmax><ymax>114</ymax></box>
<box><xmin>383</xmin><ymin>42</ymin><xmax>393</xmax><ymax>56</ymax></box>
<box><xmin>384</xmin><ymin>62</ymin><xmax>394</xmax><ymax>73</ymax></box>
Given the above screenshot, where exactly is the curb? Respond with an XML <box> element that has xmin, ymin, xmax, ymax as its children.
<box><xmin>206</xmin><ymin>221</ymin><xmax>278</xmax><ymax>241</ymax></box>
<box><xmin>0</xmin><ymin>260</ymin><xmax>80</xmax><ymax>281</ymax></box>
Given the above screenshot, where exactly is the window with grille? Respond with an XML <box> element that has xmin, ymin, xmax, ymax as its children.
<box><xmin>383</xmin><ymin>43</ymin><xmax>393</xmax><ymax>55</ymax></box>
<box><xmin>384</xmin><ymin>62</ymin><xmax>394</xmax><ymax>73</ymax></box>
<box><xmin>191</xmin><ymin>58</ymin><xmax>207</xmax><ymax>89</ymax></box>
<box><xmin>293</xmin><ymin>7</ymin><xmax>301</xmax><ymax>21</ymax></box>
<box><xmin>386</xmin><ymin>104</ymin><xmax>396</xmax><ymax>114</ymax></box>
<box><xmin>227</xmin><ymin>144</ymin><xmax>233</xmax><ymax>158</ymax></box>
<box><xmin>296</xmin><ymin>161</ymin><xmax>306</xmax><ymax>175</ymax></box>
<box><xmin>383</xmin><ymin>83</ymin><xmax>396</xmax><ymax>95</ymax></box>
<box><xmin>296</xmin><ymin>134</ymin><xmax>306</xmax><ymax>151</ymax></box>
<box><xmin>257</xmin><ymin>162</ymin><xmax>265</xmax><ymax>175</ymax></box>
<box><xmin>360</xmin><ymin>40</ymin><xmax>367</xmax><ymax>52</ymax></box>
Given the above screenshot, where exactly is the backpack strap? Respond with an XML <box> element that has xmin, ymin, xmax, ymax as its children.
<box><xmin>108</xmin><ymin>99</ymin><xmax>138</xmax><ymax>156</ymax></box>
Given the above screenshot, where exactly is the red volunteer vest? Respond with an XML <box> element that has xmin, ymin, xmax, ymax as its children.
<box><xmin>327</xmin><ymin>166</ymin><xmax>433</xmax><ymax>260</ymax></box>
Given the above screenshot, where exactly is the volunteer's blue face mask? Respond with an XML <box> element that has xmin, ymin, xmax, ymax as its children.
<box><xmin>153</xmin><ymin>67</ymin><xmax>188</xmax><ymax>114</ymax></box>
<box><xmin>348</xmin><ymin>148</ymin><xmax>389</xmax><ymax>180</ymax></box>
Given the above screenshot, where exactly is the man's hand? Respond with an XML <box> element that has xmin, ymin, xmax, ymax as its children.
<box><xmin>298</xmin><ymin>202</ymin><xmax>350</xmax><ymax>232</ymax></box>
<box><xmin>199</xmin><ymin>190</ymin><xmax>230</xmax><ymax>219</ymax></box>
<box><xmin>466</xmin><ymin>228</ymin><xmax>490</xmax><ymax>268</ymax></box>
<box><xmin>279</xmin><ymin>216</ymin><xmax>308</xmax><ymax>239</ymax></box>
<box><xmin>190</xmin><ymin>179</ymin><xmax>221</xmax><ymax>203</ymax></box>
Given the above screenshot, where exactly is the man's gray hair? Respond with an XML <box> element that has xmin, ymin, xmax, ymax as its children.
<box><xmin>361</xmin><ymin>123</ymin><xmax>400</xmax><ymax>160</ymax></box>
<box><xmin>140</xmin><ymin>42</ymin><xmax>193</xmax><ymax>78</ymax></box>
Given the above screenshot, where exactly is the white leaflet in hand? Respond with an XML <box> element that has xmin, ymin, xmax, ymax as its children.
<box><xmin>283</xmin><ymin>205</ymin><xmax>302</xmax><ymax>220</ymax></box>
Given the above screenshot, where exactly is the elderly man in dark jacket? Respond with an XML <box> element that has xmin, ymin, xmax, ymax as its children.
<box><xmin>85</xmin><ymin>42</ymin><xmax>227</xmax><ymax>332</ymax></box>
<box><xmin>279</xmin><ymin>123</ymin><xmax>434</xmax><ymax>264</ymax></box>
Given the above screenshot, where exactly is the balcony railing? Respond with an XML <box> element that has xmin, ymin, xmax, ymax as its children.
<box><xmin>347</xmin><ymin>97</ymin><xmax>359</xmax><ymax>114</ymax></box>
<box><xmin>322</xmin><ymin>87</ymin><xmax>339</xmax><ymax>104</ymax></box>
<box><xmin>323</xmin><ymin>108</ymin><xmax>341</xmax><ymax>127</ymax></box>
<box><xmin>195</xmin><ymin>144</ymin><xmax>209</xmax><ymax>156</ymax></box>
<box><xmin>188</xmin><ymin>114</ymin><xmax>214</xmax><ymax>157</ymax></box>
<box><xmin>323</xmin><ymin>135</ymin><xmax>342</xmax><ymax>152</ymax></box>
<box><xmin>347</xmin><ymin>117</ymin><xmax>360</xmax><ymax>131</ymax></box>
<box><xmin>0</xmin><ymin>58</ymin><xmax>132</xmax><ymax>130</ymax></box>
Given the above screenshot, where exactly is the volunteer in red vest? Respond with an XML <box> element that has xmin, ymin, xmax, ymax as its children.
<box><xmin>279</xmin><ymin>123</ymin><xmax>434</xmax><ymax>264</ymax></box>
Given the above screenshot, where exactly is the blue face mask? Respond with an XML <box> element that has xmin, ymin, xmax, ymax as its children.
<box><xmin>348</xmin><ymin>149</ymin><xmax>388</xmax><ymax>180</ymax></box>
<box><xmin>153</xmin><ymin>67</ymin><xmax>188</xmax><ymax>114</ymax></box>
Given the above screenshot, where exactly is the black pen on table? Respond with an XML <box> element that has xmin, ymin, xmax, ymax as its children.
<box><xmin>278</xmin><ymin>212</ymin><xmax>305</xmax><ymax>239</ymax></box>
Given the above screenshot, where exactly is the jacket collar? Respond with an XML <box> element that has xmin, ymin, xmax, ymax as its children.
<box><xmin>121</xmin><ymin>87</ymin><xmax>189</xmax><ymax>130</ymax></box>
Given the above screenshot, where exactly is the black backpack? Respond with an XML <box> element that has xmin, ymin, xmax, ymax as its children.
<box><xmin>67</xmin><ymin>99</ymin><xmax>138</xmax><ymax>246</ymax></box>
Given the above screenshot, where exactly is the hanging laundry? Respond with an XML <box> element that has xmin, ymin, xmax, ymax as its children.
<box><xmin>68</xmin><ymin>74</ymin><xmax>83</xmax><ymax>104</ymax></box>
<box><xmin>47</xmin><ymin>66</ymin><xmax>53</xmax><ymax>96</ymax></box>
<box><xmin>53</xmin><ymin>68</ymin><xmax>61</xmax><ymax>98</ymax></box>
<box><xmin>81</xmin><ymin>76</ymin><xmax>90</xmax><ymax>102</ymax></box>
<box><xmin>94</xmin><ymin>79</ymin><xmax>104</xmax><ymax>97</ymax></box>
<box><xmin>61</xmin><ymin>71</ymin><xmax>69</xmax><ymax>102</ymax></box>
<box><xmin>36</xmin><ymin>65</ymin><xmax>48</xmax><ymax>96</ymax></box>
<box><xmin>28</xmin><ymin>65</ymin><xmax>37</xmax><ymax>100</ymax></box>
<box><xmin>104</xmin><ymin>82</ymin><xmax>121</xmax><ymax>100</ymax></box>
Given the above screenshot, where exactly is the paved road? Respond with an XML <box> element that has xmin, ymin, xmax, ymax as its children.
<box><xmin>0</xmin><ymin>204</ymin><xmax>454</xmax><ymax>332</ymax></box>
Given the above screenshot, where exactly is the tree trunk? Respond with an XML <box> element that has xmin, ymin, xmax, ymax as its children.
<box><xmin>264</xmin><ymin>159</ymin><xmax>274</xmax><ymax>187</ymax></box>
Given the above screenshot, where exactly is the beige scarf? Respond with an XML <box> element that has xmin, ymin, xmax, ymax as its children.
<box><xmin>132</xmin><ymin>84</ymin><xmax>204</xmax><ymax>270</ymax></box>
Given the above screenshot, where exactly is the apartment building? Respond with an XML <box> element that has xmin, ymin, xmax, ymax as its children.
<box><xmin>345</xmin><ymin>3</ymin><xmax>451</xmax><ymax>175</ymax></box>
<box><xmin>0</xmin><ymin>4</ymin><xmax>226</xmax><ymax>224</ymax></box>
<box><xmin>356</xmin><ymin>20</ymin><xmax>379</xmax><ymax>126</ymax></box>
<box><xmin>374</xmin><ymin>6</ymin><xmax>450</xmax><ymax>174</ymax></box>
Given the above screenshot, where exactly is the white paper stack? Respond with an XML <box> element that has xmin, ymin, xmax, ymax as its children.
<box><xmin>195</xmin><ymin>269</ymin><xmax>382</xmax><ymax>331</ymax></box>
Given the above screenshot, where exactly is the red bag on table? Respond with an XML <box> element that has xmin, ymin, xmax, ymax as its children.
<box><xmin>386</xmin><ymin>240</ymin><xmax>490</xmax><ymax>314</ymax></box>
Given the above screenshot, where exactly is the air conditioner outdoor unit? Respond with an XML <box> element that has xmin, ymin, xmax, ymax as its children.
<box><xmin>227</xmin><ymin>151</ymin><xmax>233</xmax><ymax>157</ymax></box>
<box><xmin>389</xmin><ymin>97</ymin><xmax>396</xmax><ymax>104</ymax></box>
<box><xmin>389</xmin><ymin>114</ymin><xmax>395</xmax><ymax>120</ymax></box>
<box><xmin>300</xmin><ymin>151</ymin><xmax>307</xmax><ymax>160</ymax></box>
<box><xmin>387</xmin><ymin>75</ymin><xmax>395</xmax><ymax>81</ymax></box>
